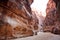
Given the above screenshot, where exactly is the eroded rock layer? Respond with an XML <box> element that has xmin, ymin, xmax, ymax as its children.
<box><xmin>0</xmin><ymin>0</ymin><xmax>39</xmax><ymax>39</ymax></box>
<box><xmin>43</xmin><ymin>0</ymin><xmax>60</xmax><ymax>34</ymax></box>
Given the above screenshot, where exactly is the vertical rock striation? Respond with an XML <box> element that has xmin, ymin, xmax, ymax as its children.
<box><xmin>43</xmin><ymin>0</ymin><xmax>60</xmax><ymax>34</ymax></box>
<box><xmin>0</xmin><ymin>0</ymin><xmax>39</xmax><ymax>39</ymax></box>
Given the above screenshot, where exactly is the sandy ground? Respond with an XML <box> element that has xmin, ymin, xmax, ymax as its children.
<box><xmin>11</xmin><ymin>32</ymin><xmax>60</xmax><ymax>40</ymax></box>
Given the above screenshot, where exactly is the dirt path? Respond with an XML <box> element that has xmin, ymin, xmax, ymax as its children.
<box><xmin>11</xmin><ymin>32</ymin><xmax>60</xmax><ymax>40</ymax></box>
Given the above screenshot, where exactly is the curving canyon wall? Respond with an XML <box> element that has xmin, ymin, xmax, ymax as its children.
<box><xmin>43</xmin><ymin>0</ymin><xmax>60</xmax><ymax>34</ymax></box>
<box><xmin>0</xmin><ymin>0</ymin><xmax>39</xmax><ymax>39</ymax></box>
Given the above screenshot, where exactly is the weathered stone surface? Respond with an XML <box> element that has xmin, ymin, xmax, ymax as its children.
<box><xmin>43</xmin><ymin>0</ymin><xmax>60</xmax><ymax>34</ymax></box>
<box><xmin>0</xmin><ymin>0</ymin><xmax>39</xmax><ymax>39</ymax></box>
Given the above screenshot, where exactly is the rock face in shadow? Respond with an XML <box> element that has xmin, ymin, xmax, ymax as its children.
<box><xmin>43</xmin><ymin>0</ymin><xmax>60</xmax><ymax>34</ymax></box>
<box><xmin>0</xmin><ymin>0</ymin><xmax>39</xmax><ymax>39</ymax></box>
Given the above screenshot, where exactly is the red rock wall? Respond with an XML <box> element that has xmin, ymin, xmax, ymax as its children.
<box><xmin>43</xmin><ymin>0</ymin><xmax>60</xmax><ymax>34</ymax></box>
<box><xmin>0</xmin><ymin>0</ymin><xmax>39</xmax><ymax>39</ymax></box>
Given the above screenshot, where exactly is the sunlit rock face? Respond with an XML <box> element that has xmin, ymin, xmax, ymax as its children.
<box><xmin>31</xmin><ymin>0</ymin><xmax>49</xmax><ymax>32</ymax></box>
<box><xmin>0</xmin><ymin>0</ymin><xmax>39</xmax><ymax>39</ymax></box>
<box><xmin>31</xmin><ymin>0</ymin><xmax>49</xmax><ymax>17</ymax></box>
<box><xmin>43</xmin><ymin>0</ymin><xmax>60</xmax><ymax>34</ymax></box>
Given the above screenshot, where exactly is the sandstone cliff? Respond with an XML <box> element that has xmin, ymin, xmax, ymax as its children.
<box><xmin>43</xmin><ymin>0</ymin><xmax>60</xmax><ymax>34</ymax></box>
<box><xmin>0</xmin><ymin>0</ymin><xmax>39</xmax><ymax>39</ymax></box>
